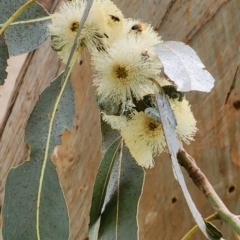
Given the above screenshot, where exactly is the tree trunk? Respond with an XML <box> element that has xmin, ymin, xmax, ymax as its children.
<box><xmin>0</xmin><ymin>0</ymin><xmax>239</xmax><ymax>239</ymax></box>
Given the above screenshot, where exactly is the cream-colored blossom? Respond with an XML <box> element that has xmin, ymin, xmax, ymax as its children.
<box><xmin>121</xmin><ymin>112</ymin><xmax>167</xmax><ymax>168</ymax></box>
<box><xmin>102</xmin><ymin>113</ymin><xmax>127</xmax><ymax>130</ymax></box>
<box><xmin>92</xmin><ymin>36</ymin><xmax>162</xmax><ymax>104</ymax></box>
<box><xmin>169</xmin><ymin>98</ymin><xmax>197</xmax><ymax>144</ymax></box>
<box><xmin>48</xmin><ymin>0</ymin><xmax>108</xmax><ymax>63</ymax></box>
<box><xmin>103</xmin><ymin>97</ymin><xmax>197</xmax><ymax>169</ymax></box>
<box><xmin>124</xmin><ymin>18</ymin><xmax>161</xmax><ymax>47</ymax></box>
<box><xmin>104</xmin><ymin>111</ymin><xmax>166</xmax><ymax>168</ymax></box>
<box><xmin>99</xmin><ymin>0</ymin><xmax>125</xmax><ymax>44</ymax></box>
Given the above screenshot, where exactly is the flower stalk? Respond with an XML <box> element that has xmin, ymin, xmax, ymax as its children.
<box><xmin>177</xmin><ymin>148</ymin><xmax>240</xmax><ymax>236</ymax></box>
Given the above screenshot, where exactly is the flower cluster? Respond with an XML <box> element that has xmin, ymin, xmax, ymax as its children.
<box><xmin>48</xmin><ymin>0</ymin><xmax>126</xmax><ymax>63</ymax></box>
<box><xmin>103</xmin><ymin>96</ymin><xmax>197</xmax><ymax>169</ymax></box>
<box><xmin>48</xmin><ymin>0</ymin><xmax>198</xmax><ymax>168</ymax></box>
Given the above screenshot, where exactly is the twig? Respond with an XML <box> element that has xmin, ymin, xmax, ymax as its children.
<box><xmin>177</xmin><ymin>148</ymin><xmax>240</xmax><ymax>236</ymax></box>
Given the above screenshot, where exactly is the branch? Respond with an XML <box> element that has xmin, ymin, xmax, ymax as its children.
<box><xmin>177</xmin><ymin>148</ymin><xmax>240</xmax><ymax>236</ymax></box>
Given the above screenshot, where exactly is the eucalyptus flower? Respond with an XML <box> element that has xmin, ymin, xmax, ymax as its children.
<box><xmin>124</xmin><ymin>18</ymin><xmax>162</xmax><ymax>47</ymax></box>
<box><xmin>170</xmin><ymin>98</ymin><xmax>197</xmax><ymax>144</ymax></box>
<box><xmin>48</xmin><ymin>0</ymin><xmax>108</xmax><ymax>63</ymax></box>
<box><xmin>92</xmin><ymin>36</ymin><xmax>162</xmax><ymax>104</ymax></box>
<box><xmin>100</xmin><ymin>0</ymin><xmax>125</xmax><ymax>43</ymax></box>
<box><xmin>103</xmin><ymin>97</ymin><xmax>197</xmax><ymax>169</ymax></box>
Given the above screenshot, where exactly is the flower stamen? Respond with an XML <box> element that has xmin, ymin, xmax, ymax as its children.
<box><xmin>147</xmin><ymin>120</ymin><xmax>158</xmax><ymax>131</ymax></box>
<box><xmin>114</xmin><ymin>65</ymin><xmax>129</xmax><ymax>79</ymax></box>
<box><xmin>110</xmin><ymin>15</ymin><xmax>120</xmax><ymax>22</ymax></box>
<box><xmin>70</xmin><ymin>22</ymin><xmax>79</xmax><ymax>32</ymax></box>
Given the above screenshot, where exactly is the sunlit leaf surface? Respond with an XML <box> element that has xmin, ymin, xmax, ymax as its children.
<box><xmin>154</xmin><ymin>41</ymin><xmax>215</xmax><ymax>92</ymax></box>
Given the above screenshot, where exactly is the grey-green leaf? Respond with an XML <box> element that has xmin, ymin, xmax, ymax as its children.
<box><xmin>98</xmin><ymin>145</ymin><xmax>145</xmax><ymax>240</ymax></box>
<box><xmin>0</xmin><ymin>34</ymin><xmax>9</xmax><ymax>85</ymax></box>
<box><xmin>0</xmin><ymin>1</ymin><xmax>50</xmax><ymax>56</ymax></box>
<box><xmin>89</xmin><ymin>137</ymin><xmax>122</xmax><ymax>229</ymax></box>
<box><xmin>156</xmin><ymin>92</ymin><xmax>219</xmax><ymax>240</ymax></box>
<box><xmin>2</xmin><ymin>160</ymin><xmax>69</xmax><ymax>240</ymax></box>
<box><xmin>2</xmin><ymin>72</ymin><xmax>75</xmax><ymax>240</ymax></box>
<box><xmin>101</xmin><ymin>119</ymin><xmax>120</xmax><ymax>154</ymax></box>
<box><xmin>89</xmin><ymin>120</ymin><xmax>120</xmax><ymax>238</ymax></box>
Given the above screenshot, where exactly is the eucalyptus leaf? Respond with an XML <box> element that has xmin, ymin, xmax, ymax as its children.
<box><xmin>101</xmin><ymin>119</ymin><xmax>120</xmax><ymax>154</ymax></box>
<box><xmin>0</xmin><ymin>34</ymin><xmax>9</xmax><ymax>85</ymax></box>
<box><xmin>154</xmin><ymin>41</ymin><xmax>215</xmax><ymax>92</ymax></box>
<box><xmin>204</xmin><ymin>220</ymin><xmax>223</xmax><ymax>239</ymax></box>
<box><xmin>89</xmin><ymin>120</ymin><xmax>121</xmax><ymax>238</ymax></box>
<box><xmin>0</xmin><ymin>1</ymin><xmax>50</xmax><ymax>55</ymax></box>
<box><xmin>2</xmin><ymin>72</ymin><xmax>75</xmax><ymax>240</ymax></box>
<box><xmin>98</xmin><ymin>145</ymin><xmax>145</xmax><ymax>240</ymax></box>
<box><xmin>89</xmin><ymin>137</ymin><xmax>122</xmax><ymax>234</ymax></box>
<box><xmin>155</xmin><ymin>92</ymin><xmax>219</xmax><ymax>240</ymax></box>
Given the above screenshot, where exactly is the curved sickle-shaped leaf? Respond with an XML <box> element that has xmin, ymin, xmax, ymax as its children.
<box><xmin>0</xmin><ymin>1</ymin><xmax>50</xmax><ymax>55</ymax></box>
<box><xmin>156</xmin><ymin>92</ymin><xmax>221</xmax><ymax>240</ymax></box>
<box><xmin>89</xmin><ymin>137</ymin><xmax>122</xmax><ymax>230</ymax></box>
<box><xmin>154</xmin><ymin>41</ymin><xmax>215</xmax><ymax>92</ymax></box>
<box><xmin>89</xmin><ymin>120</ymin><xmax>120</xmax><ymax>239</ymax></box>
<box><xmin>0</xmin><ymin>34</ymin><xmax>9</xmax><ymax>85</ymax></box>
<box><xmin>2</xmin><ymin>72</ymin><xmax>75</xmax><ymax>240</ymax></box>
<box><xmin>98</xmin><ymin>144</ymin><xmax>145</xmax><ymax>240</ymax></box>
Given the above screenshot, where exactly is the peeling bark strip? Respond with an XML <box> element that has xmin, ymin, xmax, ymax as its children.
<box><xmin>0</xmin><ymin>53</ymin><xmax>32</xmax><ymax>135</ymax></box>
<box><xmin>155</xmin><ymin>0</ymin><xmax>177</xmax><ymax>31</ymax></box>
<box><xmin>184</xmin><ymin>0</ymin><xmax>228</xmax><ymax>43</ymax></box>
